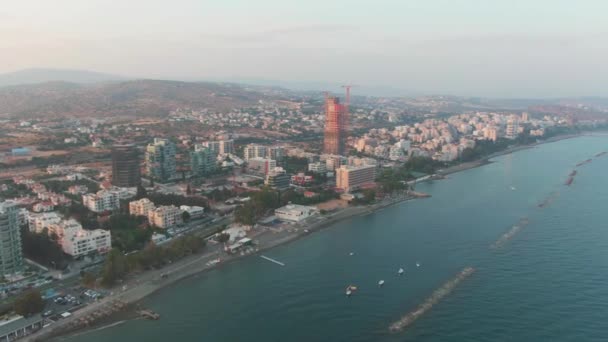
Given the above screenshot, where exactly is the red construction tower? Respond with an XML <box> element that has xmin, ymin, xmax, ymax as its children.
<box><xmin>323</xmin><ymin>95</ymin><xmax>346</xmax><ymax>155</ymax></box>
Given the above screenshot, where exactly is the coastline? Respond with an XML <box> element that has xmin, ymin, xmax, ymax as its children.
<box><xmin>30</xmin><ymin>132</ymin><xmax>586</xmax><ymax>341</ymax></box>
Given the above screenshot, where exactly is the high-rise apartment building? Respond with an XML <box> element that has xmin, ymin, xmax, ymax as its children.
<box><xmin>191</xmin><ymin>145</ymin><xmax>217</xmax><ymax>176</ymax></box>
<box><xmin>111</xmin><ymin>144</ymin><xmax>141</xmax><ymax>187</ymax></box>
<box><xmin>145</xmin><ymin>138</ymin><xmax>176</xmax><ymax>182</ymax></box>
<box><xmin>0</xmin><ymin>201</ymin><xmax>24</xmax><ymax>276</ymax></box>
<box><xmin>243</xmin><ymin>144</ymin><xmax>268</xmax><ymax>161</ymax></box>
<box><xmin>323</xmin><ymin>97</ymin><xmax>347</xmax><ymax>155</ymax></box>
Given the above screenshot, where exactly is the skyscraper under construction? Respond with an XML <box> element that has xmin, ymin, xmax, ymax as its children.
<box><xmin>323</xmin><ymin>96</ymin><xmax>347</xmax><ymax>155</ymax></box>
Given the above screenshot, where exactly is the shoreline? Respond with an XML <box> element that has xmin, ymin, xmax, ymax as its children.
<box><xmin>31</xmin><ymin>132</ymin><xmax>589</xmax><ymax>341</ymax></box>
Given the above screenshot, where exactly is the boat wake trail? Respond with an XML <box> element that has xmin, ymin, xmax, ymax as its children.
<box><xmin>490</xmin><ymin>218</ymin><xmax>530</xmax><ymax>249</ymax></box>
<box><xmin>389</xmin><ymin>267</ymin><xmax>475</xmax><ymax>333</ymax></box>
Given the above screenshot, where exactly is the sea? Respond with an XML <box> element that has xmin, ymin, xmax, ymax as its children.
<box><xmin>61</xmin><ymin>135</ymin><xmax>608</xmax><ymax>342</ymax></box>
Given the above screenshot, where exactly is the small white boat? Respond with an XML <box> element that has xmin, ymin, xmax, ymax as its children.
<box><xmin>378</xmin><ymin>280</ymin><xmax>385</xmax><ymax>287</ymax></box>
<box><xmin>346</xmin><ymin>289</ymin><xmax>352</xmax><ymax>296</ymax></box>
<box><xmin>416</xmin><ymin>262</ymin><xmax>421</xmax><ymax>268</ymax></box>
<box><xmin>349</xmin><ymin>252</ymin><xmax>354</xmax><ymax>256</ymax></box>
<box><xmin>398</xmin><ymin>268</ymin><xmax>404</xmax><ymax>275</ymax></box>
<box><xmin>510</xmin><ymin>186</ymin><xmax>516</xmax><ymax>191</ymax></box>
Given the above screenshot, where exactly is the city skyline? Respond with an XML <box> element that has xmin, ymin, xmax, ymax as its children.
<box><xmin>1</xmin><ymin>1</ymin><xmax>608</xmax><ymax>97</ymax></box>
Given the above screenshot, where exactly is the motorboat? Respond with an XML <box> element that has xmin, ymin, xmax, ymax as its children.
<box><xmin>378</xmin><ymin>280</ymin><xmax>385</xmax><ymax>287</ymax></box>
<box><xmin>398</xmin><ymin>268</ymin><xmax>404</xmax><ymax>275</ymax></box>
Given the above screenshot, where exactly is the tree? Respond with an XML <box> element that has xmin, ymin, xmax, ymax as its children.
<box><xmin>81</xmin><ymin>271</ymin><xmax>97</xmax><ymax>288</ymax></box>
<box><xmin>135</xmin><ymin>184</ymin><xmax>147</xmax><ymax>199</ymax></box>
<box><xmin>182</xmin><ymin>211</ymin><xmax>191</xmax><ymax>223</ymax></box>
<box><xmin>362</xmin><ymin>189</ymin><xmax>376</xmax><ymax>203</ymax></box>
<box><xmin>217</xmin><ymin>233</ymin><xmax>230</xmax><ymax>243</ymax></box>
<box><xmin>101</xmin><ymin>249</ymin><xmax>129</xmax><ymax>287</ymax></box>
<box><xmin>14</xmin><ymin>289</ymin><xmax>45</xmax><ymax>317</ymax></box>
<box><xmin>186</xmin><ymin>184</ymin><xmax>192</xmax><ymax>195</ymax></box>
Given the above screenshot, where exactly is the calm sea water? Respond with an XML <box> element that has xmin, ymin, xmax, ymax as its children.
<box><xmin>62</xmin><ymin>136</ymin><xmax>608</xmax><ymax>342</ymax></box>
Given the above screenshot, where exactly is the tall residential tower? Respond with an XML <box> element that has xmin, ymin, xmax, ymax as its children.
<box><xmin>145</xmin><ymin>138</ymin><xmax>176</xmax><ymax>183</ymax></box>
<box><xmin>0</xmin><ymin>201</ymin><xmax>24</xmax><ymax>277</ymax></box>
<box><xmin>323</xmin><ymin>97</ymin><xmax>347</xmax><ymax>155</ymax></box>
<box><xmin>111</xmin><ymin>144</ymin><xmax>141</xmax><ymax>187</ymax></box>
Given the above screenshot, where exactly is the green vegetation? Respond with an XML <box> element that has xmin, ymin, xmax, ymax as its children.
<box><xmin>100</xmin><ymin>214</ymin><xmax>152</xmax><ymax>253</ymax></box>
<box><xmin>234</xmin><ymin>188</ymin><xmax>280</xmax><ymax>225</ymax></box>
<box><xmin>14</xmin><ymin>289</ymin><xmax>45</xmax><ymax>317</ymax></box>
<box><xmin>376</xmin><ymin>168</ymin><xmax>410</xmax><ymax>194</ymax></box>
<box><xmin>80</xmin><ymin>271</ymin><xmax>97</xmax><ymax>288</ymax></box>
<box><xmin>100</xmin><ymin>235</ymin><xmax>206</xmax><ymax>287</ymax></box>
<box><xmin>43</xmin><ymin>178</ymin><xmax>100</xmax><ymax>194</ymax></box>
<box><xmin>21</xmin><ymin>228</ymin><xmax>68</xmax><ymax>269</ymax></box>
<box><xmin>279</xmin><ymin>188</ymin><xmax>339</xmax><ymax>205</ymax></box>
<box><xmin>148</xmin><ymin>193</ymin><xmax>209</xmax><ymax>209</ymax></box>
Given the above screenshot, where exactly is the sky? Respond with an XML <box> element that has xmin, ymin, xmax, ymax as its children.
<box><xmin>1</xmin><ymin>0</ymin><xmax>607</xmax><ymax>97</ymax></box>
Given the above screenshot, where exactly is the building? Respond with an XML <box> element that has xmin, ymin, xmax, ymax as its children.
<box><xmin>506</xmin><ymin>117</ymin><xmax>519</xmax><ymax>139</ymax></box>
<box><xmin>274</xmin><ymin>204</ymin><xmax>318</xmax><ymax>222</ymax></box>
<box><xmin>180</xmin><ymin>205</ymin><xmax>205</xmax><ymax>219</ymax></box>
<box><xmin>335</xmin><ymin>164</ymin><xmax>376</xmax><ymax>192</ymax></box>
<box><xmin>60</xmin><ymin>220</ymin><xmax>111</xmax><ymax>257</ymax></box>
<box><xmin>267</xmin><ymin>146</ymin><xmax>285</xmax><ymax>162</ymax></box>
<box><xmin>265</xmin><ymin>167</ymin><xmax>290</xmax><ymax>190</ymax></box>
<box><xmin>0</xmin><ymin>315</ymin><xmax>44</xmax><ymax>341</ymax></box>
<box><xmin>323</xmin><ymin>154</ymin><xmax>347</xmax><ymax>171</ymax></box>
<box><xmin>243</xmin><ymin>144</ymin><xmax>267</xmax><ymax>161</ymax></box>
<box><xmin>247</xmin><ymin>158</ymin><xmax>276</xmax><ymax>175</ymax></box>
<box><xmin>111</xmin><ymin>144</ymin><xmax>141</xmax><ymax>187</ymax></box>
<box><xmin>0</xmin><ymin>201</ymin><xmax>24</xmax><ymax>276</ymax></box>
<box><xmin>28</xmin><ymin>212</ymin><xmax>62</xmax><ymax>233</ymax></box>
<box><xmin>308</xmin><ymin>161</ymin><xmax>327</xmax><ymax>174</ymax></box>
<box><xmin>148</xmin><ymin>205</ymin><xmax>183</xmax><ymax>229</ymax></box>
<box><xmin>11</xmin><ymin>147</ymin><xmax>30</xmax><ymax>156</ymax></box>
<box><xmin>129</xmin><ymin>198</ymin><xmax>156</xmax><ymax>217</ymax></box>
<box><xmin>323</xmin><ymin>97</ymin><xmax>347</xmax><ymax>155</ymax></box>
<box><xmin>190</xmin><ymin>145</ymin><xmax>217</xmax><ymax>176</ymax></box>
<box><xmin>82</xmin><ymin>190</ymin><xmax>120</xmax><ymax>213</ymax></box>
<box><xmin>145</xmin><ymin>138</ymin><xmax>176</xmax><ymax>182</ymax></box>
<box><xmin>202</xmin><ymin>140</ymin><xmax>233</xmax><ymax>155</ymax></box>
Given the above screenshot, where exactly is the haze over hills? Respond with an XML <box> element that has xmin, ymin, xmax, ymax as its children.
<box><xmin>0</xmin><ymin>79</ymin><xmax>277</xmax><ymax>118</ymax></box>
<box><xmin>0</xmin><ymin>68</ymin><xmax>127</xmax><ymax>87</ymax></box>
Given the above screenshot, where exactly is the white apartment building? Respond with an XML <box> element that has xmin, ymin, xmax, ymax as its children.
<box><xmin>82</xmin><ymin>190</ymin><xmax>120</xmax><ymax>213</ymax></box>
<box><xmin>148</xmin><ymin>205</ymin><xmax>183</xmax><ymax>229</ymax></box>
<box><xmin>129</xmin><ymin>198</ymin><xmax>156</xmax><ymax>217</ymax></box>
<box><xmin>28</xmin><ymin>212</ymin><xmax>62</xmax><ymax>233</ymax></box>
<box><xmin>308</xmin><ymin>161</ymin><xmax>327</xmax><ymax>174</ymax></box>
<box><xmin>180</xmin><ymin>205</ymin><xmax>205</xmax><ymax>219</ymax></box>
<box><xmin>243</xmin><ymin>144</ymin><xmax>268</xmax><ymax>161</ymax></box>
<box><xmin>61</xmin><ymin>222</ymin><xmax>111</xmax><ymax>257</ymax></box>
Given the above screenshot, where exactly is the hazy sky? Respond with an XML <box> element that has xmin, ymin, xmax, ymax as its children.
<box><xmin>1</xmin><ymin>0</ymin><xmax>607</xmax><ymax>97</ymax></box>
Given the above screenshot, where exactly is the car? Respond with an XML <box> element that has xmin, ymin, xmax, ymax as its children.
<box><xmin>42</xmin><ymin>310</ymin><xmax>54</xmax><ymax>317</ymax></box>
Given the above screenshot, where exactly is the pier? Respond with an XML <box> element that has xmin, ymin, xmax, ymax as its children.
<box><xmin>389</xmin><ymin>267</ymin><xmax>475</xmax><ymax>333</ymax></box>
<box><xmin>137</xmin><ymin>310</ymin><xmax>160</xmax><ymax>320</ymax></box>
<box><xmin>260</xmin><ymin>255</ymin><xmax>285</xmax><ymax>266</ymax></box>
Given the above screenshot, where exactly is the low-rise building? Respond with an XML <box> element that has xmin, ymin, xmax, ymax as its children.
<box><xmin>82</xmin><ymin>190</ymin><xmax>120</xmax><ymax>213</ymax></box>
<box><xmin>61</xmin><ymin>221</ymin><xmax>111</xmax><ymax>257</ymax></box>
<box><xmin>180</xmin><ymin>205</ymin><xmax>205</xmax><ymax>219</ymax></box>
<box><xmin>274</xmin><ymin>204</ymin><xmax>318</xmax><ymax>222</ymax></box>
<box><xmin>28</xmin><ymin>212</ymin><xmax>62</xmax><ymax>233</ymax></box>
<box><xmin>148</xmin><ymin>205</ymin><xmax>183</xmax><ymax>229</ymax></box>
<box><xmin>129</xmin><ymin>198</ymin><xmax>156</xmax><ymax>217</ymax></box>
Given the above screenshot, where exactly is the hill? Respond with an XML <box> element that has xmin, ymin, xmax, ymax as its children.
<box><xmin>0</xmin><ymin>68</ymin><xmax>125</xmax><ymax>87</ymax></box>
<box><xmin>0</xmin><ymin>80</ymin><xmax>274</xmax><ymax>118</ymax></box>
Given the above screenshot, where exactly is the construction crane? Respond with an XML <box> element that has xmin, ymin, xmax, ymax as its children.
<box><xmin>341</xmin><ymin>84</ymin><xmax>357</xmax><ymax>135</ymax></box>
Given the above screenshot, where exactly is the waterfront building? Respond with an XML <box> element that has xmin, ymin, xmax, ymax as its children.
<box><xmin>82</xmin><ymin>190</ymin><xmax>120</xmax><ymax>213</ymax></box>
<box><xmin>145</xmin><ymin>138</ymin><xmax>176</xmax><ymax>182</ymax></box>
<box><xmin>129</xmin><ymin>198</ymin><xmax>156</xmax><ymax>217</ymax></box>
<box><xmin>323</xmin><ymin>97</ymin><xmax>347</xmax><ymax>155</ymax></box>
<box><xmin>335</xmin><ymin>164</ymin><xmax>376</xmax><ymax>192</ymax></box>
<box><xmin>111</xmin><ymin>144</ymin><xmax>141</xmax><ymax>187</ymax></box>
<box><xmin>148</xmin><ymin>205</ymin><xmax>183</xmax><ymax>229</ymax></box>
<box><xmin>0</xmin><ymin>201</ymin><xmax>24</xmax><ymax>277</ymax></box>
<box><xmin>60</xmin><ymin>220</ymin><xmax>111</xmax><ymax>257</ymax></box>
<box><xmin>274</xmin><ymin>204</ymin><xmax>318</xmax><ymax>222</ymax></box>
<box><xmin>190</xmin><ymin>145</ymin><xmax>217</xmax><ymax>176</ymax></box>
<box><xmin>265</xmin><ymin>167</ymin><xmax>290</xmax><ymax>190</ymax></box>
<box><xmin>506</xmin><ymin>117</ymin><xmax>519</xmax><ymax>139</ymax></box>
